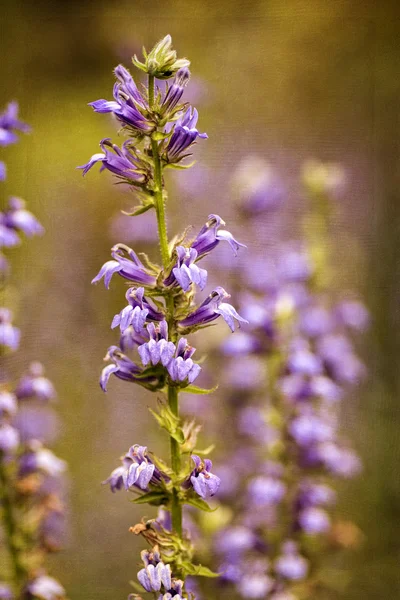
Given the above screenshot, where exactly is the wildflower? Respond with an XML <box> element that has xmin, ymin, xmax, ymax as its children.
<box><xmin>164</xmin><ymin>107</ymin><xmax>207</xmax><ymax>164</ymax></box>
<box><xmin>247</xmin><ymin>476</ymin><xmax>286</xmax><ymax>506</ymax></box>
<box><xmin>23</xmin><ymin>575</ymin><xmax>66</xmax><ymax>600</ymax></box>
<box><xmin>103</xmin><ymin>445</ymin><xmax>161</xmax><ymax>492</ymax></box>
<box><xmin>166</xmin><ymin>337</ymin><xmax>201</xmax><ymax>384</ymax></box>
<box><xmin>179</xmin><ymin>287</ymin><xmax>248</xmax><ymax>332</ymax></box>
<box><xmin>112</xmin><ymin>287</ymin><xmax>164</xmax><ymax>334</ymax></box>
<box><xmin>78</xmin><ymin>138</ymin><xmax>148</xmax><ymax>184</ymax></box>
<box><xmin>0</xmin><ymin>101</ymin><xmax>30</xmax><ymax>146</ymax></box>
<box><xmin>15</xmin><ymin>362</ymin><xmax>56</xmax><ymax>402</ymax></box>
<box><xmin>0</xmin><ymin>583</ymin><xmax>13</xmax><ymax>600</ymax></box>
<box><xmin>190</xmin><ymin>454</ymin><xmax>220</xmax><ymax>499</ymax></box>
<box><xmin>92</xmin><ymin>243</ymin><xmax>156</xmax><ymax>289</ymax></box>
<box><xmin>100</xmin><ymin>346</ymin><xmax>160</xmax><ymax>391</ymax></box>
<box><xmin>161</xmin><ymin>67</ymin><xmax>190</xmax><ymax>113</ymax></box>
<box><xmin>0</xmin><ymin>391</ymin><xmax>18</xmax><ymax>418</ymax></box>
<box><xmin>0</xmin><ymin>423</ymin><xmax>19</xmax><ymax>454</ymax></box>
<box><xmin>133</xmin><ymin>35</ymin><xmax>190</xmax><ymax>79</ymax></box>
<box><xmin>138</xmin><ymin>561</ymin><xmax>171</xmax><ymax>592</ymax></box>
<box><xmin>138</xmin><ymin>321</ymin><xmax>176</xmax><ymax>367</ymax></box>
<box><xmin>298</xmin><ymin>507</ymin><xmax>331</xmax><ymax>534</ymax></box>
<box><xmin>274</xmin><ymin>541</ymin><xmax>309</xmax><ymax>581</ymax></box>
<box><xmin>0</xmin><ymin>308</ymin><xmax>20</xmax><ymax>351</ymax></box>
<box><xmin>191</xmin><ymin>214</ymin><xmax>246</xmax><ymax>258</ymax></box>
<box><xmin>1</xmin><ymin>197</ymin><xmax>44</xmax><ymax>237</ymax></box>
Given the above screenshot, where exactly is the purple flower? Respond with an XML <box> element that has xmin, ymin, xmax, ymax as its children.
<box><xmin>287</xmin><ymin>342</ymin><xmax>323</xmax><ymax>376</ymax></box>
<box><xmin>138</xmin><ymin>561</ymin><xmax>172</xmax><ymax>593</ymax></box>
<box><xmin>289</xmin><ymin>410</ymin><xmax>335</xmax><ymax>447</ymax></box>
<box><xmin>138</xmin><ymin>321</ymin><xmax>176</xmax><ymax>367</ymax></box>
<box><xmin>215</xmin><ymin>526</ymin><xmax>256</xmax><ymax>557</ymax></box>
<box><xmin>0</xmin><ymin>162</ymin><xmax>6</xmax><ymax>181</ymax></box>
<box><xmin>0</xmin><ymin>391</ymin><xmax>18</xmax><ymax>417</ymax></box>
<box><xmin>179</xmin><ymin>287</ymin><xmax>248</xmax><ymax>332</ymax></box>
<box><xmin>316</xmin><ymin>334</ymin><xmax>366</xmax><ymax>384</ymax></box>
<box><xmin>100</xmin><ymin>346</ymin><xmax>161</xmax><ymax>391</ymax></box>
<box><xmin>298</xmin><ymin>507</ymin><xmax>331</xmax><ymax>534</ymax></box>
<box><xmin>164</xmin><ymin>246</ymin><xmax>207</xmax><ymax>291</ymax></box>
<box><xmin>166</xmin><ymin>337</ymin><xmax>201</xmax><ymax>384</ymax></box>
<box><xmin>24</xmin><ymin>576</ymin><xmax>65</xmax><ymax>600</ymax></box>
<box><xmin>0</xmin><ymin>102</ymin><xmax>30</xmax><ymax>147</ymax></box>
<box><xmin>335</xmin><ymin>300</ymin><xmax>369</xmax><ymax>331</ymax></box>
<box><xmin>0</xmin><ymin>583</ymin><xmax>13</xmax><ymax>600</ymax></box>
<box><xmin>275</xmin><ymin>541</ymin><xmax>308</xmax><ymax>581</ymax></box>
<box><xmin>237</xmin><ymin>573</ymin><xmax>274</xmax><ymax>599</ymax></box>
<box><xmin>19</xmin><ymin>445</ymin><xmax>66</xmax><ymax>477</ymax></box>
<box><xmin>300</xmin><ymin>305</ymin><xmax>334</xmax><ymax>338</ymax></box>
<box><xmin>104</xmin><ymin>445</ymin><xmax>161</xmax><ymax>492</ymax></box>
<box><xmin>112</xmin><ymin>287</ymin><xmax>164</xmax><ymax>333</ymax></box>
<box><xmin>0</xmin><ymin>308</ymin><xmax>20</xmax><ymax>351</ymax></box>
<box><xmin>297</xmin><ymin>481</ymin><xmax>336</xmax><ymax>508</ymax></box>
<box><xmin>0</xmin><ymin>424</ymin><xmax>19</xmax><ymax>454</ymax></box>
<box><xmin>1</xmin><ymin>197</ymin><xmax>44</xmax><ymax>237</ymax></box>
<box><xmin>78</xmin><ymin>138</ymin><xmax>147</xmax><ymax>184</ymax></box>
<box><xmin>161</xmin><ymin>67</ymin><xmax>190</xmax><ymax>113</ymax></box>
<box><xmin>190</xmin><ymin>454</ymin><xmax>220</xmax><ymax>499</ymax></box>
<box><xmin>317</xmin><ymin>442</ymin><xmax>362</xmax><ymax>478</ymax></box>
<box><xmin>248</xmin><ymin>476</ymin><xmax>286</xmax><ymax>506</ymax></box>
<box><xmin>89</xmin><ymin>65</ymin><xmax>154</xmax><ymax>134</ymax></box>
<box><xmin>15</xmin><ymin>362</ymin><xmax>56</xmax><ymax>402</ymax></box>
<box><xmin>164</xmin><ymin>107</ymin><xmax>207</xmax><ymax>163</ymax></box>
<box><xmin>191</xmin><ymin>214</ymin><xmax>246</xmax><ymax>258</ymax></box>
<box><xmin>0</xmin><ymin>223</ymin><xmax>20</xmax><ymax>248</ymax></box>
<box><xmin>92</xmin><ymin>243</ymin><xmax>156</xmax><ymax>289</ymax></box>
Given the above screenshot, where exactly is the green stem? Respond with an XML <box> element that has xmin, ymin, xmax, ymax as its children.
<box><xmin>0</xmin><ymin>459</ymin><xmax>24</xmax><ymax>585</ymax></box>
<box><xmin>148</xmin><ymin>74</ymin><xmax>182</xmax><ymax>535</ymax></box>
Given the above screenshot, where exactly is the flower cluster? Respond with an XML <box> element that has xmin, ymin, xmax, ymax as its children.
<box><xmin>0</xmin><ymin>103</ymin><xmax>67</xmax><ymax>600</ymax></box>
<box><xmin>82</xmin><ymin>36</ymin><xmax>247</xmax><ymax>598</ymax></box>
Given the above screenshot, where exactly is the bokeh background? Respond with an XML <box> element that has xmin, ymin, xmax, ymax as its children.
<box><xmin>1</xmin><ymin>1</ymin><xmax>400</xmax><ymax>598</ymax></box>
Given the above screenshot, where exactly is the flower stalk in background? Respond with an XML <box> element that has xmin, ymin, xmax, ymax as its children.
<box><xmin>81</xmin><ymin>35</ymin><xmax>247</xmax><ymax>599</ymax></box>
<box><xmin>0</xmin><ymin>102</ymin><xmax>67</xmax><ymax>600</ymax></box>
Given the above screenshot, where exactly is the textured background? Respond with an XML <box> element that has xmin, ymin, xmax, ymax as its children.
<box><xmin>1</xmin><ymin>1</ymin><xmax>400</xmax><ymax>598</ymax></box>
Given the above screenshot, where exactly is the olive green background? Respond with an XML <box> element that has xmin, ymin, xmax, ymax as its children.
<box><xmin>1</xmin><ymin>1</ymin><xmax>399</xmax><ymax>598</ymax></box>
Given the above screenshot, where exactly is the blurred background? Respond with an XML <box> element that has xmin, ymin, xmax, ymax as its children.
<box><xmin>1</xmin><ymin>0</ymin><xmax>399</xmax><ymax>598</ymax></box>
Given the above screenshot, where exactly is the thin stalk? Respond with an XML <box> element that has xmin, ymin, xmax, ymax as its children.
<box><xmin>148</xmin><ymin>74</ymin><xmax>182</xmax><ymax>535</ymax></box>
<box><xmin>0</xmin><ymin>460</ymin><xmax>25</xmax><ymax>584</ymax></box>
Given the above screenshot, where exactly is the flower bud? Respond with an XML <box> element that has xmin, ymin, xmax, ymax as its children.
<box><xmin>133</xmin><ymin>35</ymin><xmax>190</xmax><ymax>80</ymax></box>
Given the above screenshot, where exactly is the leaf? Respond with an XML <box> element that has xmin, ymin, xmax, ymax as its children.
<box><xmin>183</xmin><ymin>384</ymin><xmax>218</xmax><ymax>396</ymax></box>
<box><xmin>164</xmin><ymin>160</ymin><xmax>196</xmax><ymax>170</ymax></box>
<box><xmin>184</xmin><ymin>495</ymin><xmax>216</xmax><ymax>513</ymax></box>
<box><xmin>152</xmin><ymin>131</ymin><xmax>170</xmax><ymax>142</ymax></box>
<box><xmin>130</xmin><ymin>490</ymin><xmax>169</xmax><ymax>506</ymax></box>
<box><xmin>193</xmin><ymin>444</ymin><xmax>215</xmax><ymax>456</ymax></box>
<box><xmin>122</xmin><ymin>203</ymin><xmax>154</xmax><ymax>216</ymax></box>
<box><xmin>148</xmin><ymin>453</ymin><xmax>174</xmax><ymax>477</ymax></box>
<box><xmin>180</xmin><ymin>560</ymin><xmax>219</xmax><ymax>578</ymax></box>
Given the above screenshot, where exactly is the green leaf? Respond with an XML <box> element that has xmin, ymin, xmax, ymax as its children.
<box><xmin>183</xmin><ymin>384</ymin><xmax>218</xmax><ymax>396</ymax></box>
<box><xmin>122</xmin><ymin>203</ymin><xmax>154</xmax><ymax>216</ymax></box>
<box><xmin>164</xmin><ymin>160</ymin><xmax>196</xmax><ymax>170</ymax></box>
<box><xmin>152</xmin><ymin>131</ymin><xmax>170</xmax><ymax>142</ymax></box>
<box><xmin>184</xmin><ymin>495</ymin><xmax>216</xmax><ymax>513</ymax></box>
<box><xmin>181</xmin><ymin>560</ymin><xmax>219</xmax><ymax>578</ymax></box>
<box><xmin>131</xmin><ymin>490</ymin><xmax>169</xmax><ymax>506</ymax></box>
<box><xmin>193</xmin><ymin>444</ymin><xmax>215</xmax><ymax>456</ymax></box>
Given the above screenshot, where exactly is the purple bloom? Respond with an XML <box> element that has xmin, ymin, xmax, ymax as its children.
<box><xmin>191</xmin><ymin>214</ymin><xmax>246</xmax><ymax>258</ymax></box>
<box><xmin>0</xmin><ymin>583</ymin><xmax>13</xmax><ymax>600</ymax></box>
<box><xmin>287</xmin><ymin>342</ymin><xmax>323</xmax><ymax>377</ymax></box>
<box><xmin>289</xmin><ymin>411</ymin><xmax>335</xmax><ymax>447</ymax></box>
<box><xmin>19</xmin><ymin>445</ymin><xmax>66</xmax><ymax>477</ymax></box>
<box><xmin>190</xmin><ymin>454</ymin><xmax>220</xmax><ymax>498</ymax></box>
<box><xmin>138</xmin><ymin>321</ymin><xmax>176</xmax><ymax>367</ymax></box>
<box><xmin>166</xmin><ymin>337</ymin><xmax>201</xmax><ymax>384</ymax></box>
<box><xmin>161</xmin><ymin>67</ymin><xmax>190</xmax><ymax>113</ymax></box>
<box><xmin>100</xmin><ymin>346</ymin><xmax>161</xmax><ymax>391</ymax></box>
<box><xmin>298</xmin><ymin>506</ymin><xmax>331</xmax><ymax>534</ymax></box>
<box><xmin>112</xmin><ymin>287</ymin><xmax>164</xmax><ymax>333</ymax></box>
<box><xmin>0</xmin><ymin>308</ymin><xmax>20</xmax><ymax>351</ymax></box>
<box><xmin>275</xmin><ymin>541</ymin><xmax>308</xmax><ymax>581</ymax></box>
<box><xmin>300</xmin><ymin>305</ymin><xmax>334</xmax><ymax>338</ymax></box>
<box><xmin>238</xmin><ymin>573</ymin><xmax>274</xmax><ymax>599</ymax></box>
<box><xmin>104</xmin><ymin>444</ymin><xmax>161</xmax><ymax>493</ymax></box>
<box><xmin>248</xmin><ymin>476</ymin><xmax>286</xmax><ymax>506</ymax></box>
<box><xmin>164</xmin><ymin>246</ymin><xmax>207</xmax><ymax>291</ymax></box>
<box><xmin>0</xmin><ymin>161</ymin><xmax>6</xmax><ymax>181</ymax></box>
<box><xmin>15</xmin><ymin>362</ymin><xmax>56</xmax><ymax>402</ymax></box>
<box><xmin>92</xmin><ymin>243</ymin><xmax>156</xmax><ymax>289</ymax></box>
<box><xmin>215</xmin><ymin>526</ymin><xmax>256</xmax><ymax>557</ymax></box>
<box><xmin>336</xmin><ymin>300</ymin><xmax>369</xmax><ymax>332</ymax></box>
<box><xmin>297</xmin><ymin>481</ymin><xmax>336</xmax><ymax>508</ymax></box>
<box><xmin>1</xmin><ymin>197</ymin><xmax>44</xmax><ymax>237</ymax></box>
<box><xmin>316</xmin><ymin>334</ymin><xmax>366</xmax><ymax>384</ymax></box>
<box><xmin>179</xmin><ymin>287</ymin><xmax>248</xmax><ymax>332</ymax></box>
<box><xmin>138</xmin><ymin>561</ymin><xmax>171</xmax><ymax>593</ymax></box>
<box><xmin>164</xmin><ymin>107</ymin><xmax>207</xmax><ymax>163</ymax></box>
<box><xmin>24</xmin><ymin>576</ymin><xmax>65</xmax><ymax>600</ymax></box>
<box><xmin>0</xmin><ymin>223</ymin><xmax>20</xmax><ymax>248</ymax></box>
<box><xmin>0</xmin><ymin>102</ymin><xmax>30</xmax><ymax>147</ymax></box>
<box><xmin>317</xmin><ymin>442</ymin><xmax>362</xmax><ymax>478</ymax></box>
<box><xmin>0</xmin><ymin>391</ymin><xmax>17</xmax><ymax>417</ymax></box>
<box><xmin>78</xmin><ymin>138</ymin><xmax>147</xmax><ymax>184</ymax></box>
<box><xmin>278</xmin><ymin>245</ymin><xmax>313</xmax><ymax>283</ymax></box>
<box><xmin>0</xmin><ymin>424</ymin><xmax>19</xmax><ymax>454</ymax></box>
<box><xmin>89</xmin><ymin>65</ymin><xmax>154</xmax><ymax>134</ymax></box>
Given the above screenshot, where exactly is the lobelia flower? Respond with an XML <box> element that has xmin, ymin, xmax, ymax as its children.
<box><xmin>19</xmin><ymin>444</ymin><xmax>67</xmax><ymax>478</ymax></box>
<box><xmin>15</xmin><ymin>362</ymin><xmax>56</xmax><ymax>402</ymax></box>
<box><xmin>138</xmin><ymin>321</ymin><xmax>176</xmax><ymax>367</ymax></box>
<box><xmin>0</xmin><ymin>101</ymin><xmax>31</xmax><ymax>147</ymax></box>
<box><xmin>179</xmin><ymin>287</ymin><xmax>248</xmax><ymax>332</ymax></box>
<box><xmin>0</xmin><ymin>423</ymin><xmax>20</xmax><ymax>454</ymax></box>
<box><xmin>89</xmin><ymin>65</ymin><xmax>154</xmax><ymax>134</ymax></box>
<box><xmin>138</xmin><ymin>561</ymin><xmax>172</xmax><ymax>592</ymax></box>
<box><xmin>247</xmin><ymin>476</ymin><xmax>286</xmax><ymax>507</ymax></box>
<box><xmin>1</xmin><ymin>197</ymin><xmax>44</xmax><ymax>237</ymax></box>
<box><xmin>0</xmin><ymin>308</ymin><xmax>20</xmax><ymax>351</ymax></box>
<box><xmin>78</xmin><ymin>138</ymin><xmax>148</xmax><ymax>184</ymax></box>
<box><xmin>190</xmin><ymin>214</ymin><xmax>246</xmax><ymax>258</ymax></box>
<box><xmin>189</xmin><ymin>454</ymin><xmax>220</xmax><ymax>499</ymax></box>
<box><xmin>0</xmin><ymin>224</ymin><xmax>20</xmax><ymax>248</ymax></box>
<box><xmin>166</xmin><ymin>337</ymin><xmax>201</xmax><ymax>384</ymax></box>
<box><xmin>274</xmin><ymin>541</ymin><xmax>309</xmax><ymax>581</ymax></box>
<box><xmin>164</xmin><ymin>246</ymin><xmax>207</xmax><ymax>291</ymax></box>
<box><xmin>23</xmin><ymin>576</ymin><xmax>66</xmax><ymax>600</ymax></box>
<box><xmin>104</xmin><ymin>444</ymin><xmax>161</xmax><ymax>492</ymax></box>
<box><xmin>163</xmin><ymin>107</ymin><xmax>207</xmax><ymax>164</ymax></box>
<box><xmin>100</xmin><ymin>346</ymin><xmax>162</xmax><ymax>391</ymax></box>
<box><xmin>161</xmin><ymin>67</ymin><xmax>191</xmax><ymax>114</ymax></box>
<box><xmin>298</xmin><ymin>507</ymin><xmax>331</xmax><ymax>534</ymax></box>
<box><xmin>0</xmin><ymin>161</ymin><xmax>6</xmax><ymax>181</ymax></box>
<box><xmin>112</xmin><ymin>287</ymin><xmax>164</xmax><ymax>334</ymax></box>
<box><xmin>0</xmin><ymin>584</ymin><xmax>13</xmax><ymax>600</ymax></box>
<box><xmin>0</xmin><ymin>390</ymin><xmax>18</xmax><ymax>418</ymax></box>
<box><xmin>92</xmin><ymin>243</ymin><xmax>156</xmax><ymax>289</ymax></box>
